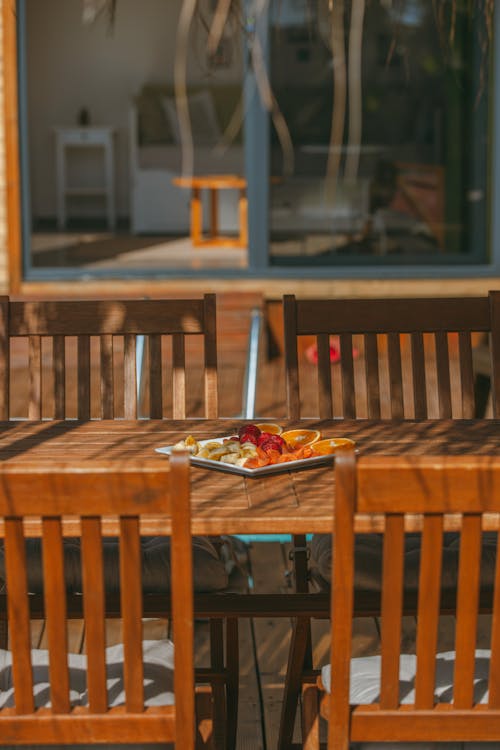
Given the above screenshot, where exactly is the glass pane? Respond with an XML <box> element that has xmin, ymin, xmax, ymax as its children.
<box><xmin>269</xmin><ymin>0</ymin><xmax>491</xmax><ymax>266</ymax></box>
<box><xmin>24</xmin><ymin>0</ymin><xmax>246</xmax><ymax>276</ymax></box>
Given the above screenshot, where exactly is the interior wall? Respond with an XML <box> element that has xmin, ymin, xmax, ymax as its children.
<box><xmin>25</xmin><ymin>0</ymin><xmax>242</xmax><ymax>224</ymax></box>
<box><xmin>0</xmin><ymin>3</ymin><xmax>8</xmax><ymax>290</ymax></box>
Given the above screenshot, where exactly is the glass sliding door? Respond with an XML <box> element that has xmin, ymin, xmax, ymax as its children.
<box><xmin>21</xmin><ymin>0</ymin><xmax>247</xmax><ymax>279</ymax></box>
<box><xmin>268</xmin><ymin>0</ymin><xmax>491</xmax><ymax>267</ymax></box>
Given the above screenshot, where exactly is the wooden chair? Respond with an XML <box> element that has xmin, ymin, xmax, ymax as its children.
<box><xmin>0</xmin><ymin>450</ymin><xmax>199</xmax><ymax>748</ymax></box>
<box><xmin>0</xmin><ymin>294</ymin><xmax>238</xmax><ymax>750</ymax></box>
<box><xmin>0</xmin><ymin>294</ymin><xmax>218</xmax><ymax>420</ymax></box>
<box><xmin>280</xmin><ymin>290</ymin><xmax>500</xmax><ymax>750</ymax></box>
<box><xmin>284</xmin><ymin>291</ymin><xmax>499</xmax><ymax>421</ymax></box>
<box><xmin>303</xmin><ymin>447</ymin><xmax>500</xmax><ymax>749</ymax></box>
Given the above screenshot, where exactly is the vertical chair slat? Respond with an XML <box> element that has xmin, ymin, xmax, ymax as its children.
<box><xmin>124</xmin><ymin>333</ymin><xmax>137</xmax><ymax>419</ymax></box>
<box><xmin>172</xmin><ymin>333</ymin><xmax>186</xmax><ymax>420</ymax></box>
<box><xmin>340</xmin><ymin>333</ymin><xmax>355</xmax><ymax>418</ymax></box>
<box><xmin>53</xmin><ymin>335</ymin><xmax>66</xmax><ymax>419</ymax></box>
<box><xmin>364</xmin><ymin>333</ymin><xmax>380</xmax><ymax>419</ymax></box>
<box><xmin>28</xmin><ymin>335</ymin><xmax>42</xmax><ymax>420</ymax></box>
<box><xmin>317</xmin><ymin>333</ymin><xmax>333</xmax><ymax>418</ymax></box>
<box><xmin>149</xmin><ymin>333</ymin><xmax>163</xmax><ymax>419</ymax></box>
<box><xmin>415</xmin><ymin>515</ymin><xmax>443</xmax><ymax>709</ymax></box>
<box><xmin>284</xmin><ymin>295</ymin><xmax>301</xmax><ymax>419</ymax></box>
<box><xmin>435</xmin><ymin>331</ymin><xmax>452</xmax><ymax>418</ymax></box>
<box><xmin>328</xmin><ymin>449</ymin><xmax>356</xmax><ymax>750</ymax></box>
<box><xmin>120</xmin><ymin>517</ymin><xmax>144</xmax><ymax>713</ymax></box>
<box><xmin>387</xmin><ymin>332</ymin><xmax>404</xmax><ymax>418</ymax></box>
<box><xmin>410</xmin><ymin>331</ymin><xmax>427</xmax><ymax>419</ymax></box>
<box><xmin>203</xmin><ymin>293</ymin><xmax>218</xmax><ymax>418</ymax></box>
<box><xmin>454</xmin><ymin>514</ymin><xmax>482</xmax><ymax>709</ymax></box>
<box><xmin>100</xmin><ymin>334</ymin><xmax>114</xmax><ymax>419</ymax></box>
<box><xmin>77</xmin><ymin>335</ymin><xmax>91</xmax><ymax>420</ymax></box>
<box><xmin>488</xmin><ymin>528</ymin><xmax>500</xmax><ymax>707</ymax></box>
<box><xmin>0</xmin><ymin>297</ymin><xmax>9</xmax><ymax>419</ymax></box>
<box><xmin>380</xmin><ymin>514</ymin><xmax>405</xmax><ymax>709</ymax></box>
<box><xmin>81</xmin><ymin>517</ymin><xmax>107</xmax><ymax>713</ymax></box>
<box><xmin>169</xmin><ymin>450</ymin><xmax>195</xmax><ymax>750</ymax></box>
<box><xmin>490</xmin><ymin>291</ymin><xmax>500</xmax><ymax>418</ymax></box>
<box><xmin>42</xmin><ymin>517</ymin><xmax>70</xmax><ymax>713</ymax></box>
<box><xmin>458</xmin><ymin>331</ymin><xmax>475</xmax><ymax>419</ymax></box>
<box><xmin>4</xmin><ymin>517</ymin><xmax>34</xmax><ymax>713</ymax></box>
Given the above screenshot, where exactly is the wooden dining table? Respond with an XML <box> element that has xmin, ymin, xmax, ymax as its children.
<box><xmin>0</xmin><ymin>418</ymin><xmax>498</xmax><ymax>536</ymax></box>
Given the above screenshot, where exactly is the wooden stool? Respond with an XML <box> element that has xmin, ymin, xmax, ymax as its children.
<box><xmin>173</xmin><ymin>174</ymin><xmax>247</xmax><ymax>248</ymax></box>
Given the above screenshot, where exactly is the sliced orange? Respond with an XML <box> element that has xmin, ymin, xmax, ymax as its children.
<box><xmin>311</xmin><ymin>437</ymin><xmax>356</xmax><ymax>455</ymax></box>
<box><xmin>281</xmin><ymin>429</ymin><xmax>321</xmax><ymax>448</ymax></box>
<box><xmin>254</xmin><ymin>422</ymin><xmax>283</xmax><ymax>435</ymax></box>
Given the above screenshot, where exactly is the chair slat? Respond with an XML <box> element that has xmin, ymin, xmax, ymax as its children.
<box><xmin>203</xmin><ymin>293</ymin><xmax>218</xmax><ymax>418</ymax></box>
<box><xmin>410</xmin><ymin>331</ymin><xmax>427</xmax><ymax>419</ymax></box>
<box><xmin>415</xmin><ymin>515</ymin><xmax>443</xmax><ymax>709</ymax></box>
<box><xmin>124</xmin><ymin>334</ymin><xmax>137</xmax><ymax>420</ymax></box>
<box><xmin>340</xmin><ymin>333</ymin><xmax>355</xmax><ymax>418</ymax></box>
<box><xmin>364</xmin><ymin>333</ymin><xmax>380</xmax><ymax>419</ymax></box>
<box><xmin>435</xmin><ymin>331</ymin><xmax>452</xmax><ymax>418</ymax></box>
<box><xmin>120</xmin><ymin>517</ymin><xmax>144</xmax><ymax>713</ymax></box>
<box><xmin>453</xmin><ymin>515</ymin><xmax>482</xmax><ymax>709</ymax></box>
<box><xmin>458</xmin><ymin>331</ymin><xmax>475</xmax><ymax>419</ymax></box>
<box><xmin>100</xmin><ymin>334</ymin><xmax>114</xmax><ymax>419</ymax></box>
<box><xmin>317</xmin><ymin>333</ymin><xmax>333</xmax><ymax>419</ymax></box>
<box><xmin>284</xmin><ymin>295</ymin><xmax>301</xmax><ymax>419</ymax></box>
<box><xmin>81</xmin><ymin>517</ymin><xmax>107</xmax><ymax>713</ymax></box>
<box><xmin>77</xmin><ymin>335</ymin><xmax>91</xmax><ymax>420</ymax></box>
<box><xmin>488</xmin><ymin>529</ymin><xmax>500</xmax><ymax>707</ymax></box>
<box><xmin>387</xmin><ymin>332</ymin><xmax>404</xmax><ymax>418</ymax></box>
<box><xmin>4</xmin><ymin>518</ymin><xmax>34</xmax><ymax>714</ymax></box>
<box><xmin>0</xmin><ymin>297</ymin><xmax>9</xmax><ymax>419</ymax></box>
<box><xmin>172</xmin><ymin>333</ymin><xmax>186</xmax><ymax>420</ymax></box>
<box><xmin>169</xmin><ymin>450</ymin><xmax>195</xmax><ymax>749</ymax></box>
<box><xmin>149</xmin><ymin>334</ymin><xmax>163</xmax><ymax>419</ymax></box>
<box><xmin>28</xmin><ymin>335</ymin><xmax>42</xmax><ymax>420</ymax></box>
<box><xmin>380</xmin><ymin>514</ymin><xmax>405</xmax><ymax>709</ymax></box>
<box><xmin>42</xmin><ymin>517</ymin><xmax>70</xmax><ymax>713</ymax></box>
<box><xmin>53</xmin><ymin>335</ymin><xmax>65</xmax><ymax>419</ymax></box>
<box><xmin>328</xmin><ymin>448</ymin><xmax>356</xmax><ymax>750</ymax></box>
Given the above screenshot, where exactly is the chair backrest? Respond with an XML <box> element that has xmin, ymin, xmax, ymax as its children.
<box><xmin>283</xmin><ymin>291</ymin><xmax>500</xmax><ymax>419</ymax></box>
<box><xmin>0</xmin><ymin>294</ymin><xmax>218</xmax><ymax>419</ymax></box>
<box><xmin>0</xmin><ymin>450</ymin><xmax>194</xmax><ymax>748</ymax></box>
<box><xmin>330</xmin><ymin>447</ymin><xmax>500</xmax><ymax>748</ymax></box>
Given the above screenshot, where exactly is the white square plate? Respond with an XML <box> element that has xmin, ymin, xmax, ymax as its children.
<box><xmin>155</xmin><ymin>436</ymin><xmax>336</xmax><ymax>477</ymax></box>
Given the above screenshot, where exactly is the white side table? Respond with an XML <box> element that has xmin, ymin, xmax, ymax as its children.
<box><xmin>54</xmin><ymin>127</ymin><xmax>116</xmax><ymax>230</ymax></box>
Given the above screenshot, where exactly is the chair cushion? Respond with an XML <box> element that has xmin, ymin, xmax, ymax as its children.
<box><xmin>0</xmin><ymin>639</ymin><xmax>175</xmax><ymax>708</ymax></box>
<box><xmin>0</xmin><ymin>536</ymin><xmax>228</xmax><ymax>594</ymax></box>
<box><xmin>321</xmin><ymin>649</ymin><xmax>491</xmax><ymax>705</ymax></box>
<box><xmin>310</xmin><ymin>532</ymin><xmax>498</xmax><ymax>593</ymax></box>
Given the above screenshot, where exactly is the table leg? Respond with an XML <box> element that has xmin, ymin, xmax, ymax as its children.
<box><xmin>238</xmin><ymin>188</ymin><xmax>248</xmax><ymax>247</ymax></box>
<box><xmin>209</xmin><ymin>188</ymin><xmax>219</xmax><ymax>239</ymax></box>
<box><xmin>191</xmin><ymin>187</ymin><xmax>203</xmax><ymax>245</ymax></box>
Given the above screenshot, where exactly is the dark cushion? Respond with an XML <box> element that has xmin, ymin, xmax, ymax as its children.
<box><xmin>0</xmin><ymin>536</ymin><xmax>228</xmax><ymax>595</ymax></box>
<box><xmin>310</xmin><ymin>532</ymin><xmax>498</xmax><ymax>593</ymax></box>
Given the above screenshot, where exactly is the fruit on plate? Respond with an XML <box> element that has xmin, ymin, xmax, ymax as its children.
<box><xmin>254</xmin><ymin>422</ymin><xmax>283</xmax><ymax>435</ymax></box>
<box><xmin>238</xmin><ymin>424</ymin><xmax>261</xmax><ymax>445</ymax></box>
<box><xmin>310</xmin><ymin>437</ymin><xmax>356</xmax><ymax>455</ymax></box>
<box><xmin>280</xmin><ymin>429</ymin><xmax>321</xmax><ymax>448</ymax></box>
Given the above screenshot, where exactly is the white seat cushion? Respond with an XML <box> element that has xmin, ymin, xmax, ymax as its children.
<box><xmin>321</xmin><ymin>650</ymin><xmax>491</xmax><ymax>705</ymax></box>
<box><xmin>0</xmin><ymin>639</ymin><xmax>175</xmax><ymax>709</ymax></box>
<box><xmin>322</xmin><ymin>652</ymin><xmax>499</xmax><ymax>749</ymax></box>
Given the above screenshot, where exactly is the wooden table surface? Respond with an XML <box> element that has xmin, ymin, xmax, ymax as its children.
<box><xmin>0</xmin><ymin>419</ymin><xmax>498</xmax><ymax>535</ymax></box>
